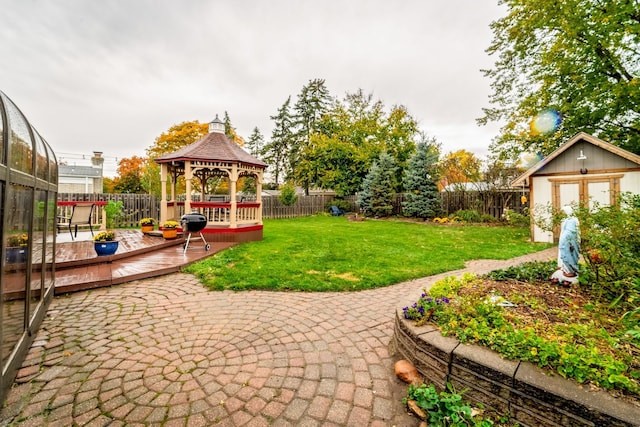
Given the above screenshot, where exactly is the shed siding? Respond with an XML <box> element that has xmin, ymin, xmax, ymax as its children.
<box><xmin>621</xmin><ymin>171</ymin><xmax>640</xmax><ymax>193</ymax></box>
<box><xmin>538</xmin><ymin>144</ymin><xmax>637</xmax><ymax>175</ymax></box>
<box><xmin>531</xmin><ymin>176</ymin><xmax>554</xmax><ymax>243</ymax></box>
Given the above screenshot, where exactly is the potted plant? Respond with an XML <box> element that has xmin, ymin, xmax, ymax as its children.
<box><xmin>6</xmin><ymin>233</ymin><xmax>28</xmax><ymax>263</ymax></box>
<box><xmin>139</xmin><ymin>218</ymin><xmax>156</xmax><ymax>233</ymax></box>
<box><xmin>161</xmin><ymin>220</ymin><xmax>180</xmax><ymax>239</ymax></box>
<box><xmin>93</xmin><ymin>230</ymin><xmax>118</xmax><ymax>256</ymax></box>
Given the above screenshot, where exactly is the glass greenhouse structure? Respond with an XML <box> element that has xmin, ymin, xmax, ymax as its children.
<box><xmin>0</xmin><ymin>91</ymin><xmax>58</xmax><ymax>402</ymax></box>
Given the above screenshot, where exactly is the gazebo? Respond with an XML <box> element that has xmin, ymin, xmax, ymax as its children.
<box><xmin>155</xmin><ymin>115</ymin><xmax>267</xmax><ymax>242</ymax></box>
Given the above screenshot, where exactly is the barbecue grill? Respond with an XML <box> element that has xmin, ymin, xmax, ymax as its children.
<box><xmin>180</xmin><ymin>213</ymin><xmax>210</xmax><ymax>253</ymax></box>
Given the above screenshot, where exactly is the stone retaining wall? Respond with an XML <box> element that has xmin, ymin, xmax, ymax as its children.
<box><xmin>391</xmin><ymin>307</ymin><xmax>640</xmax><ymax>427</ymax></box>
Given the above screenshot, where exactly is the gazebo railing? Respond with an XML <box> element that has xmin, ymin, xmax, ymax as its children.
<box><xmin>167</xmin><ymin>201</ymin><xmax>260</xmax><ymax>227</ymax></box>
<box><xmin>234</xmin><ymin>202</ymin><xmax>260</xmax><ymax>224</ymax></box>
<box><xmin>191</xmin><ymin>202</ymin><xmax>230</xmax><ymax>224</ymax></box>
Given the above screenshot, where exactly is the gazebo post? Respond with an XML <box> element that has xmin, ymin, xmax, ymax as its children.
<box><xmin>230</xmin><ymin>164</ymin><xmax>238</xmax><ymax>228</ymax></box>
<box><xmin>184</xmin><ymin>161</ymin><xmax>192</xmax><ymax>215</ymax></box>
<box><xmin>160</xmin><ymin>163</ymin><xmax>168</xmax><ymax>225</ymax></box>
<box><xmin>256</xmin><ymin>171</ymin><xmax>263</xmax><ymax>225</ymax></box>
<box><xmin>200</xmin><ymin>171</ymin><xmax>206</xmax><ymax>209</ymax></box>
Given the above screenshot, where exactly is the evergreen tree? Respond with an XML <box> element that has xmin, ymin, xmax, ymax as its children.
<box><xmin>262</xmin><ymin>97</ymin><xmax>294</xmax><ymax>186</ymax></box>
<box><xmin>293</xmin><ymin>78</ymin><xmax>332</xmax><ymax>146</ymax></box>
<box><xmin>292</xmin><ymin>78</ymin><xmax>333</xmax><ymax>192</ymax></box>
<box><xmin>223</xmin><ymin>111</ymin><xmax>245</xmax><ymax>146</ymax></box>
<box><xmin>246</xmin><ymin>127</ymin><xmax>264</xmax><ymax>158</ymax></box>
<box><xmin>402</xmin><ymin>135</ymin><xmax>442</xmax><ymax>219</ymax></box>
<box><xmin>358</xmin><ymin>152</ymin><xmax>396</xmax><ymax>217</ymax></box>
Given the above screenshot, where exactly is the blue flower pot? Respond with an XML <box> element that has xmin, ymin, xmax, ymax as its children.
<box><xmin>94</xmin><ymin>241</ymin><xmax>118</xmax><ymax>256</ymax></box>
<box><xmin>6</xmin><ymin>247</ymin><xmax>27</xmax><ymax>263</ymax></box>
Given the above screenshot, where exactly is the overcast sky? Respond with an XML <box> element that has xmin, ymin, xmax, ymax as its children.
<box><xmin>1</xmin><ymin>0</ymin><xmax>506</xmax><ymax>177</ymax></box>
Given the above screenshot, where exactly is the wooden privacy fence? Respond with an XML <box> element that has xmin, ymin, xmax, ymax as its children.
<box><xmin>438</xmin><ymin>189</ymin><xmax>528</xmax><ymax>218</ymax></box>
<box><xmin>261</xmin><ymin>195</ymin><xmax>358</xmax><ymax>219</ymax></box>
<box><xmin>58</xmin><ymin>190</ymin><xmax>528</xmax><ymax>226</ymax></box>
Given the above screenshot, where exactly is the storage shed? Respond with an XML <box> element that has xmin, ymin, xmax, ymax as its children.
<box><xmin>512</xmin><ymin>132</ymin><xmax>640</xmax><ymax>243</ymax></box>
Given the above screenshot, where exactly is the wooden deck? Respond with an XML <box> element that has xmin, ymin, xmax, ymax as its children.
<box><xmin>4</xmin><ymin>230</ymin><xmax>235</xmax><ymax>299</ymax></box>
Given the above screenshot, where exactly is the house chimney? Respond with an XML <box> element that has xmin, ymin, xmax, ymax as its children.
<box><xmin>91</xmin><ymin>151</ymin><xmax>104</xmax><ymax>193</ymax></box>
<box><xmin>91</xmin><ymin>151</ymin><xmax>104</xmax><ymax>168</ymax></box>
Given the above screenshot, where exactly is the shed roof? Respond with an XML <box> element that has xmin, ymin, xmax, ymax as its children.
<box><xmin>511</xmin><ymin>132</ymin><xmax>640</xmax><ymax>186</ymax></box>
<box><xmin>155</xmin><ymin>132</ymin><xmax>267</xmax><ymax>168</ymax></box>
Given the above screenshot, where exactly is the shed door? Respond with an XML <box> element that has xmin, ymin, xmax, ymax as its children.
<box><xmin>550</xmin><ymin>174</ymin><xmax>622</xmax><ymax>240</ymax></box>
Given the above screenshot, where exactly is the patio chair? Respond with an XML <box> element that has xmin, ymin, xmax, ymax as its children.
<box><xmin>57</xmin><ymin>203</ymin><xmax>95</xmax><ymax>240</ymax></box>
<box><xmin>330</xmin><ymin>205</ymin><xmax>345</xmax><ymax>216</ymax></box>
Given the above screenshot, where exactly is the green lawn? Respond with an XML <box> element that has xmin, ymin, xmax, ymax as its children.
<box><xmin>184</xmin><ymin>216</ymin><xmax>551</xmax><ymax>292</ymax></box>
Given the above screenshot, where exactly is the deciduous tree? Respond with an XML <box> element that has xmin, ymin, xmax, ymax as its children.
<box><xmin>146</xmin><ymin>121</ymin><xmax>208</xmax><ymax>160</ymax></box>
<box><xmin>439</xmin><ymin>150</ymin><xmax>482</xmax><ymax>190</ymax></box>
<box><xmin>297</xmin><ymin>90</ymin><xmax>418</xmax><ymax>196</ymax></box>
<box><xmin>113</xmin><ymin>155</ymin><xmax>146</xmax><ymax>194</ymax></box>
<box><xmin>480</xmin><ymin>0</ymin><xmax>640</xmax><ymax>160</ymax></box>
<box><xmin>145</xmin><ymin>120</ymin><xmax>208</xmax><ymax>197</ymax></box>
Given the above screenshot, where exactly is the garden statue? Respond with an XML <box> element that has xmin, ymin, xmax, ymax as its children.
<box><xmin>551</xmin><ymin>205</ymin><xmax>580</xmax><ymax>286</ymax></box>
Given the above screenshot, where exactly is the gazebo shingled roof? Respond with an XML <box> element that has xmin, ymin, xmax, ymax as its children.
<box><xmin>155</xmin><ymin>132</ymin><xmax>267</xmax><ymax>168</ymax></box>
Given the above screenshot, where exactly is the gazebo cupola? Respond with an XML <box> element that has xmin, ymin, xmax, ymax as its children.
<box><xmin>209</xmin><ymin>115</ymin><xmax>225</xmax><ymax>134</ymax></box>
<box><xmin>155</xmin><ymin>114</ymin><xmax>268</xmax><ymax>242</ymax></box>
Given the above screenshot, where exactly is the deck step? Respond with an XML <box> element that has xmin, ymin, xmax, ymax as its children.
<box><xmin>54</xmin><ymin>241</ymin><xmax>234</xmax><ymax>295</ymax></box>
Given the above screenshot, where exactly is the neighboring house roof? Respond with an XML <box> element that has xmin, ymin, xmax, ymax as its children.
<box><xmin>511</xmin><ymin>132</ymin><xmax>640</xmax><ymax>187</ymax></box>
<box><xmin>155</xmin><ymin>132</ymin><xmax>267</xmax><ymax>168</ymax></box>
<box><xmin>58</xmin><ymin>164</ymin><xmax>102</xmax><ymax>178</ymax></box>
<box><xmin>442</xmin><ymin>182</ymin><xmax>493</xmax><ymax>192</ymax></box>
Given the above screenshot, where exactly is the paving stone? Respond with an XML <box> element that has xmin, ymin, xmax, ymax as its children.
<box><xmin>0</xmin><ymin>249</ymin><xmax>560</xmax><ymax>426</ymax></box>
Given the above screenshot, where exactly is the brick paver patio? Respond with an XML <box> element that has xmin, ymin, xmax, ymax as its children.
<box><xmin>0</xmin><ymin>248</ymin><xmax>556</xmax><ymax>426</ymax></box>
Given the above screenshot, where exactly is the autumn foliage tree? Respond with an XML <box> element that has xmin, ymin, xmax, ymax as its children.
<box><xmin>112</xmin><ymin>155</ymin><xmax>146</xmax><ymax>194</ymax></box>
<box><xmin>146</xmin><ymin>121</ymin><xmax>208</xmax><ymax>160</ymax></box>
<box><xmin>143</xmin><ymin>121</ymin><xmax>209</xmax><ymax>197</ymax></box>
<box><xmin>438</xmin><ymin>150</ymin><xmax>482</xmax><ymax>190</ymax></box>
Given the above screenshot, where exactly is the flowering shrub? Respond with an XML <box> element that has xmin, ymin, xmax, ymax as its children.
<box><xmin>162</xmin><ymin>221</ymin><xmax>180</xmax><ymax>229</ymax></box>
